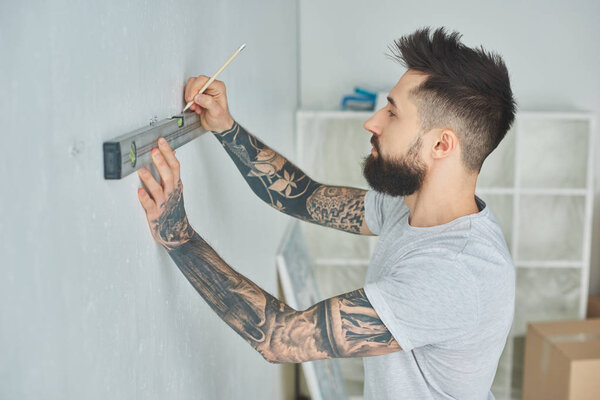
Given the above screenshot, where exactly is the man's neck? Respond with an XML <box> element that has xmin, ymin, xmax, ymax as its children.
<box><xmin>403</xmin><ymin>178</ymin><xmax>479</xmax><ymax>228</ymax></box>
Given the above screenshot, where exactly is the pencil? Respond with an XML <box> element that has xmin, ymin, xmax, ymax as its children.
<box><xmin>182</xmin><ymin>43</ymin><xmax>247</xmax><ymax>113</ymax></box>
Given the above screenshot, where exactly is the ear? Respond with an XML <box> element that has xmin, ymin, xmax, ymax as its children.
<box><xmin>431</xmin><ymin>128</ymin><xmax>457</xmax><ymax>159</ymax></box>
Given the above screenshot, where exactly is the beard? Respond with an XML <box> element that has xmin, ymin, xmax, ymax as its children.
<box><xmin>361</xmin><ymin>135</ymin><xmax>428</xmax><ymax>197</ymax></box>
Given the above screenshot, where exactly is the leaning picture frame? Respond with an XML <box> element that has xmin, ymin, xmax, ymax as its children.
<box><xmin>276</xmin><ymin>220</ymin><xmax>349</xmax><ymax>400</ymax></box>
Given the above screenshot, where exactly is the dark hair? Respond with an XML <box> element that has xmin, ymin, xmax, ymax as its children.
<box><xmin>386</xmin><ymin>26</ymin><xmax>517</xmax><ymax>174</ymax></box>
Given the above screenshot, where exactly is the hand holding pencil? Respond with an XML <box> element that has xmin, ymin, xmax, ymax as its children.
<box><xmin>184</xmin><ymin>75</ymin><xmax>235</xmax><ymax>134</ymax></box>
<box><xmin>182</xmin><ymin>43</ymin><xmax>245</xmax><ymax>134</ymax></box>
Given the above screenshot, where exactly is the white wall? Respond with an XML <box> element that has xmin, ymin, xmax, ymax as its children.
<box><xmin>299</xmin><ymin>0</ymin><xmax>600</xmax><ymax>295</ymax></box>
<box><xmin>0</xmin><ymin>0</ymin><xmax>298</xmax><ymax>399</ymax></box>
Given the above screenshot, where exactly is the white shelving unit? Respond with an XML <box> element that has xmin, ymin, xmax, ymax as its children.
<box><xmin>294</xmin><ymin>109</ymin><xmax>596</xmax><ymax>400</ymax></box>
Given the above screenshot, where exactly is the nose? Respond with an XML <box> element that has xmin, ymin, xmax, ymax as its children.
<box><xmin>364</xmin><ymin>112</ymin><xmax>382</xmax><ymax>151</ymax></box>
<box><xmin>363</xmin><ymin>115</ymin><xmax>379</xmax><ymax>137</ymax></box>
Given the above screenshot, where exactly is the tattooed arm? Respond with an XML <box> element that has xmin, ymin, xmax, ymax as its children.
<box><xmin>213</xmin><ymin>121</ymin><xmax>374</xmax><ymax>236</ymax></box>
<box><xmin>182</xmin><ymin>75</ymin><xmax>373</xmax><ymax>235</ymax></box>
<box><xmin>137</xmin><ymin>138</ymin><xmax>399</xmax><ymax>364</ymax></box>
<box><xmin>168</xmin><ymin>233</ymin><xmax>401</xmax><ymax>363</ymax></box>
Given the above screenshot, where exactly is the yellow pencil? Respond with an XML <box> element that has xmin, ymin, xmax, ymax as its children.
<box><xmin>182</xmin><ymin>43</ymin><xmax>247</xmax><ymax>113</ymax></box>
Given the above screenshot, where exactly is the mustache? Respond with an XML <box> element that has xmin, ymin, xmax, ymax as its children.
<box><xmin>371</xmin><ymin>136</ymin><xmax>379</xmax><ymax>151</ymax></box>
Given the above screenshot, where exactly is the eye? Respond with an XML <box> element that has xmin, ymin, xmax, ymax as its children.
<box><xmin>387</xmin><ymin>110</ymin><xmax>396</xmax><ymax>117</ymax></box>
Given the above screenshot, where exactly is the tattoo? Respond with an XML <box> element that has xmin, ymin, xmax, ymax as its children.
<box><xmin>168</xmin><ymin>235</ymin><xmax>400</xmax><ymax>363</ymax></box>
<box><xmin>306</xmin><ymin>186</ymin><xmax>366</xmax><ymax>234</ymax></box>
<box><xmin>167</xmin><ymin>232</ymin><xmax>297</xmax><ymax>359</ymax></box>
<box><xmin>150</xmin><ymin>180</ymin><xmax>195</xmax><ymax>251</ymax></box>
<box><xmin>263</xmin><ymin>288</ymin><xmax>400</xmax><ymax>363</ymax></box>
<box><xmin>213</xmin><ymin>121</ymin><xmax>368</xmax><ymax>234</ymax></box>
<box><xmin>325</xmin><ymin>289</ymin><xmax>400</xmax><ymax>357</ymax></box>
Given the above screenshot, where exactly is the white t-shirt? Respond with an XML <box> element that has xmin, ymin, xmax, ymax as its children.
<box><xmin>362</xmin><ymin>189</ymin><xmax>515</xmax><ymax>400</ymax></box>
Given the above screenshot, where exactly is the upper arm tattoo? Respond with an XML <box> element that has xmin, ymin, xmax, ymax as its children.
<box><xmin>315</xmin><ymin>288</ymin><xmax>401</xmax><ymax>359</ymax></box>
<box><xmin>262</xmin><ymin>288</ymin><xmax>401</xmax><ymax>363</ymax></box>
<box><xmin>305</xmin><ymin>185</ymin><xmax>368</xmax><ymax>234</ymax></box>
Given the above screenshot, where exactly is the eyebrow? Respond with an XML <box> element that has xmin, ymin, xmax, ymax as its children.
<box><xmin>387</xmin><ymin>96</ymin><xmax>398</xmax><ymax>109</ymax></box>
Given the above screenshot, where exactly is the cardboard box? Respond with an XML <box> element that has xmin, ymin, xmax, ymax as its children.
<box><xmin>522</xmin><ymin>319</ymin><xmax>600</xmax><ymax>400</ymax></box>
<box><xmin>587</xmin><ymin>296</ymin><xmax>600</xmax><ymax>319</ymax></box>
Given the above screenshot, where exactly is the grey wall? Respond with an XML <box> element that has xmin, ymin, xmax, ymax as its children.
<box><xmin>1</xmin><ymin>0</ymin><xmax>298</xmax><ymax>399</ymax></box>
<box><xmin>299</xmin><ymin>0</ymin><xmax>600</xmax><ymax>295</ymax></box>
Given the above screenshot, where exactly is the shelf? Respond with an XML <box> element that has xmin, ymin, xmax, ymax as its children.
<box><xmin>516</xmin><ymin>194</ymin><xmax>586</xmax><ymax>262</ymax></box>
<box><xmin>517</xmin><ymin>118</ymin><xmax>590</xmax><ymax>189</ymax></box>
<box><xmin>294</xmin><ymin>109</ymin><xmax>595</xmax><ymax>400</ymax></box>
<box><xmin>511</xmin><ymin>267</ymin><xmax>581</xmax><ymax>336</ymax></box>
<box><xmin>478</xmin><ymin>125</ymin><xmax>516</xmax><ymax>188</ymax></box>
<box><xmin>297</xmin><ymin>115</ymin><xmax>371</xmax><ymax>188</ymax></box>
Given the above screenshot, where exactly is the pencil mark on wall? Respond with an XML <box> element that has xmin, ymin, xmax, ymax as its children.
<box><xmin>69</xmin><ymin>140</ymin><xmax>85</xmax><ymax>157</ymax></box>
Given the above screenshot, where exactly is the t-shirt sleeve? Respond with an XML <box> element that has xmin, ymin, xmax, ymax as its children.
<box><xmin>363</xmin><ymin>250</ymin><xmax>479</xmax><ymax>352</ymax></box>
<box><xmin>363</xmin><ymin>189</ymin><xmax>386</xmax><ymax>235</ymax></box>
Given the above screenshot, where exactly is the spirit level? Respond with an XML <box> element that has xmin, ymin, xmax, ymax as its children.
<box><xmin>103</xmin><ymin>112</ymin><xmax>207</xmax><ymax>179</ymax></box>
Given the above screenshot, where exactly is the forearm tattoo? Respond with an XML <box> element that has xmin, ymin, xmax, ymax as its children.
<box><xmin>167</xmin><ymin>232</ymin><xmax>293</xmax><ymax>360</ymax></box>
<box><xmin>168</xmin><ymin>236</ymin><xmax>400</xmax><ymax>363</ymax></box>
<box><xmin>212</xmin><ymin>121</ymin><xmax>367</xmax><ymax>234</ymax></box>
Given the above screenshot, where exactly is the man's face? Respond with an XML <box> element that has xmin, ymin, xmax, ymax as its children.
<box><xmin>361</xmin><ymin>70</ymin><xmax>430</xmax><ymax>197</ymax></box>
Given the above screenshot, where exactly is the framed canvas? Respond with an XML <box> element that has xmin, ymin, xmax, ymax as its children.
<box><xmin>276</xmin><ymin>220</ymin><xmax>348</xmax><ymax>400</ymax></box>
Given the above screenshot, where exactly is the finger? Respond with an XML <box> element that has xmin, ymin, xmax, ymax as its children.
<box><xmin>184</xmin><ymin>75</ymin><xmax>210</xmax><ymax>102</ymax></box>
<box><xmin>199</xmin><ymin>81</ymin><xmax>226</xmax><ymax>96</ymax></box>
<box><xmin>137</xmin><ymin>188</ymin><xmax>156</xmax><ymax>212</ymax></box>
<box><xmin>137</xmin><ymin>167</ymin><xmax>166</xmax><ymax>206</ymax></box>
<box><xmin>184</xmin><ymin>76</ymin><xmax>198</xmax><ymax>102</ymax></box>
<box><xmin>194</xmin><ymin>93</ymin><xmax>220</xmax><ymax>114</ymax></box>
<box><xmin>157</xmin><ymin>138</ymin><xmax>180</xmax><ymax>183</ymax></box>
<box><xmin>213</xmin><ymin>79</ymin><xmax>225</xmax><ymax>90</ymax></box>
<box><xmin>151</xmin><ymin>147</ymin><xmax>175</xmax><ymax>194</ymax></box>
